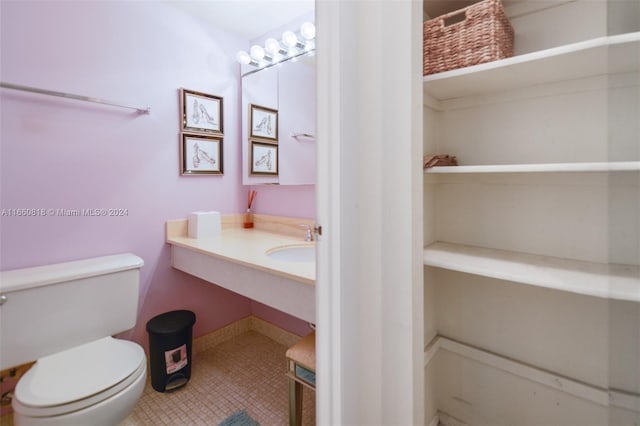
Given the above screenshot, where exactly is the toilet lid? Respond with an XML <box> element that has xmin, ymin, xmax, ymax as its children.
<box><xmin>15</xmin><ymin>336</ymin><xmax>145</xmax><ymax>408</ymax></box>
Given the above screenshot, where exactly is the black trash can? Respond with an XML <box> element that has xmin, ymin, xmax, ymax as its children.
<box><xmin>146</xmin><ymin>310</ymin><xmax>196</xmax><ymax>392</ymax></box>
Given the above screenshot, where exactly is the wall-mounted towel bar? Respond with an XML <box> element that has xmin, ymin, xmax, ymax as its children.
<box><xmin>290</xmin><ymin>132</ymin><xmax>315</xmax><ymax>140</ymax></box>
<box><xmin>0</xmin><ymin>82</ymin><xmax>151</xmax><ymax>114</ymax></box>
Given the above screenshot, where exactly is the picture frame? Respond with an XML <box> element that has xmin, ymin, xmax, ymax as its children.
<box><xmin>249</xmin><ymin>104</ymin><xmax>278</xmax><ymax>141</ymax></box>
<box><xmin>181</xmin><ymin>88</ymin><xmax>223</xmax><ymax>134</ymax></box>
<box><xmin>180</xmin><ymin>133</ymin><xmax>223</xmax><ymax>175</ymax></box>
<box><xmin>250</xmin><ymin>141</ymin><xmax>278</xmax><ymax>175</ymax></box>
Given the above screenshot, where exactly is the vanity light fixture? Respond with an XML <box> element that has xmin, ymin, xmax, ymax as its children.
<box><xmin>250</xmin><ymin>45</ymin><xmax>274</xmax><ymax>63</ymax></box>
<box><xmin>282</xmin><ymin>30</ymin><xmax>304</xmax><ymax>50</ymax></box>
<box><xmin>236</xmin><ymin>51</ymin><xmax>258</xmax><ymax>66</ymax></box>
<box><xmin>300</xmin><ymin>22</ymin><xmax>316</xmax><ymax>40</ymax></box>
<box><xmin>250</xmin><ymin>45</ymin><xmax>266</xmax><ymax>61</ymax></box>
<box><xmin>236</xmin><ymin>21</ymin><xmax>316</xmax><ymax>75</ymax></box>
<box><xmin>265</xmin><ymin>38</ymin><xmax>287</xmax><ymax>56</ymax></box>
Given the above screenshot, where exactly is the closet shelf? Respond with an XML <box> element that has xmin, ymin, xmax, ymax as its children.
<box><xmin>423</xmin><ymin>32</ymin><xmax>640</xmax><ymax>100</ymax></box>
<box><xmin>423</xmin><ymin>242</ymin><xmax>640</xmax><ymax>302</ymax></box>
<box><xmin>424</xmin><ymin>335</ymin><xmax>640</xmax><ymax>411</ymax></box>
<box><xmin>424</xmin><ymin>161</ymin><xmax>640</xmax><ymax>174</ymax></box>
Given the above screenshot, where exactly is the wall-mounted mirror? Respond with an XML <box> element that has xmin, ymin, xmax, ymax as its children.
<box><xmin>240</xmin><ymin>15</ymin><xmax>316</xmax><ymax>186</ymax></box>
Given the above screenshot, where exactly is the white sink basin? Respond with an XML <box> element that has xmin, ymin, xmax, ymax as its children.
<box><xmin>267</xmin><ymin>245</ymin><xmax>315</xmax><ymax>263</ymax></box>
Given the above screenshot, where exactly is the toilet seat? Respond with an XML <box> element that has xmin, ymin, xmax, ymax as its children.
<box><xmin>13</xmin><ymin>336</ymin><xmax>145</xmax><ymax>417</ymax></box>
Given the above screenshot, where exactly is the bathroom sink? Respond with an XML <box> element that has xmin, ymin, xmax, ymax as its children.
<box><xmin>266</xmin><ymin>245</ymin><xmax>315</xmax><ymax>263</ymax></box>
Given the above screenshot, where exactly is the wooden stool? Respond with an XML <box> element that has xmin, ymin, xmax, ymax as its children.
<box><xmin>285</xmin><ymin>331</ymin><xmax>315</xmax><ymax>426</ymax></box>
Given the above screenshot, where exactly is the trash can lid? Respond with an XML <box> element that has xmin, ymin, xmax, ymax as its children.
<box><xmin>146</xmin><ymin>310</ymin><xmax>196</xmax><ymax>334</ymax></box>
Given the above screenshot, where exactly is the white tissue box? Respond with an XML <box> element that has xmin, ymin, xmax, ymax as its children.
<box><xmin>188</xmin><ymin>211</ymin><xmax>221</xmax><ymax>239</ymax></box>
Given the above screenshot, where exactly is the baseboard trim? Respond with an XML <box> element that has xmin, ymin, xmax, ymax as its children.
<box><xmin>427</xmin><ymin>412</ymin><xmax>440</xmax><ymax>426</ymax></box>
<box><xmin>438</xmin><ymin>410</ymin><xmax>468</xmax><ymax>426</ymax></box>
<box><xmin>193</xmin><ymin>315</ymin><xmax>303</xmax><ymax>355</ymax></box>
<box><xmin>192</xmin><ymin>317</ymin><xmax>252</xmax><ymax>354</ymax></box>
<box><xmin>248</xmin><ymin>316</ymin><xmax>303</xmax><ymax>347</ymax></box>
<box><xmin>424</xmin><ymin>335</ymin><xmax>640</xmax><ymax>412</ymax></box>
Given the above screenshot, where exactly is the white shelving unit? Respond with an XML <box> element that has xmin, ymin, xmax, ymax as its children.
<box><xmin>424</xmin><ymin>242</ymin><xmax>640</xmax><ymax>302</ymax></box>
<box><xmin>425</xmin><ymin>161</ymin><xmax>640</xmax><ymax>174</ymax></box>
<box><xmin>423</xmin><ymin>32</ymin><xmax>640</xmax><ymax>100</ymax></box>
<box><xmin>422</xmin><ymin>3</ymin><xmax>640</xmax><ymax>425</ymax></box>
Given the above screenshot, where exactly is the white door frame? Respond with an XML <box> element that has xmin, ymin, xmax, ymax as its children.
<box><xmin>315</xmin><ymin>1</ymin><xmax>424</xmax><ymax>424</ymax></box>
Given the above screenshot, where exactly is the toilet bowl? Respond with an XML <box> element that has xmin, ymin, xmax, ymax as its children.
<box><xmin>12</xmin><ymin>337</ymin><xmax>146</xmax><ymax>426</ymax></box>
<box><xmin>0</xmin><ymin>253</ymin><xmax>147</xmax><ymax>426</ymax></box>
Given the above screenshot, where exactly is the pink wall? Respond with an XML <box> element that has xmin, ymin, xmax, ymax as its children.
<box><xmin>249</xmin><ymin>184</ymin><xmax>316</xmax><ymax>219</ymax></box>
<box><xmin>0</xmin><ymin>1</ymin><xmax>312</xmax><ymax>350</ymax></box>
<box><xmin>251</xmin><ymin>301</ymin><xmax>314</xmax><ymax>337</ymax></box>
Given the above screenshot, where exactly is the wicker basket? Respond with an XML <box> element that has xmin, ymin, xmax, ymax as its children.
<box><xmin>423</xmin><ymin>0</ymin><xmax>514</xmax><ymax>76</ymax></box>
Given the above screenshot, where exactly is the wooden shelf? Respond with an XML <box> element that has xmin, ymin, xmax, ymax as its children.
<box><xmin>424</xmin><ymin>161</ymin><xmax>640</xmax><ymax>174</ymax></box>
<box><xmin>423</xmin><ymin>32</ymin><xmax>640</xmax><ymax>100</ymax></box>
<box><xmin>423</xmin><ymin>242</ymin><xmax>640</xmax><ymax>302</ymax></box>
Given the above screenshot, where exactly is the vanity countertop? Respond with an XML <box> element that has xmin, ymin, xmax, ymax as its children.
<box><xmin>166</xmin><ymin>223</ymin><xmax>315</xmax><ymax>285</ymax></box>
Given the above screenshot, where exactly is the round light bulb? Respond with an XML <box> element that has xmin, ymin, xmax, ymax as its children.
<box><xmin>282</xmin><ymin>31</ymin><xmax>298</xmax><ymax>48</ymax></box>
<box><xmin>236</xmin><ymin>51</ymin><xmax>251</xmax><ymax>65</ymax></box>
<box><xmin>304</xmin><ymin>39</ymin><xmax>315</xmax><ymax>51</ymax></box>
<box><xmin>265</xmin><ymin>38</ymin><xmax>281</xmax><ymax>55</ymax></box>
<box><xmin>250</xmin><ymin>45</ymin><xmax>265</xmax><ymax>60</ymax></box>
<box><xmin>300</xmin><ymin>22</ymin><xmax>316</xmax><ymax>40</ymax></box>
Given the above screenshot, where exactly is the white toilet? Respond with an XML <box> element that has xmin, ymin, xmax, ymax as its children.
<box><xmin>0</xmin><ymin>253</ymin><xmax>147</xmax><ymax>426</ymax></box>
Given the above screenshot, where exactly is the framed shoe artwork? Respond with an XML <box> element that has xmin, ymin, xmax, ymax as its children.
<box><xmin>250</xmin><ymin>141</ymin><xmax>278</xmax><ymax>176</ymax></box>
<box><xmin>248</xmin><ymin>103</ymin><xmax>278</xmax><ymax>177</ymax></box>
<box><xmin>179</xmin><ymin>88</ymin><xmax>224</xmax><ymax>176</ymax></box>
<box><xmin>180</xmin><ymin>133</ymin><xmax>223</xmax><ymax>175</ymax></box>
<box><xmin>180</xmin><ymin>89</ymin><xmax>223</xmax><ymax>134</ymax></box>
<box><xmin>249</xmin><ymin>104</ymin><xmax>278</xmax><ymax>142</ymax></box>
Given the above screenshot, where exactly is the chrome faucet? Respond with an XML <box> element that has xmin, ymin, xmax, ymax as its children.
<box><xmin>299</xmin><ymin>224</ymin><xmax>314</xmax><ymax>242</ymax></box>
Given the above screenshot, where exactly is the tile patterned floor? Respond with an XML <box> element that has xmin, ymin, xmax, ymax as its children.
<box><xmin>0</xmin><ymin>330</ymin><xmax>315</xmax><ymax>426</ymax></box>
<box><xmin>122</xmin><ymin>330</ymin><xmax>316</xmax><ymax>425</ymax></box>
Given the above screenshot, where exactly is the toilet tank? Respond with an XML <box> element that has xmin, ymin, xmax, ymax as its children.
<box><xmin>0</xmin><ymin>253</ymin><xmax>144</xmax><ymax>370</ymax></box>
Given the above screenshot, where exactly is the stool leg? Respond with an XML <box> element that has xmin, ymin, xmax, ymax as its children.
<box><xmin>288</xmin><ymin>377</ymin><xmax>303</xmax><ymax>426</ymax></box>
